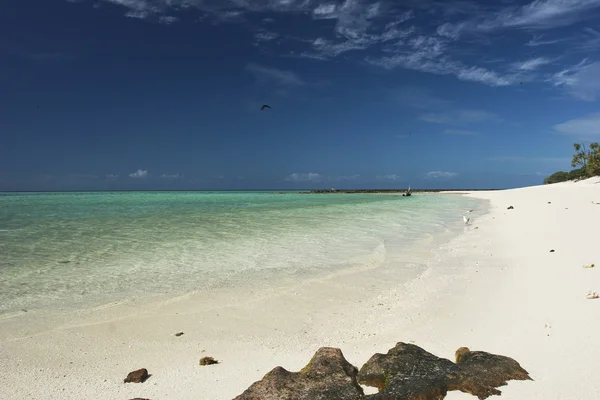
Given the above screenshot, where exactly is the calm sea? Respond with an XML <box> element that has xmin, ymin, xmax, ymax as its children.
<box><xmin>0</xmin><ymin>191</ymin><xmax>484</xmax><ymax>313</ymax></box>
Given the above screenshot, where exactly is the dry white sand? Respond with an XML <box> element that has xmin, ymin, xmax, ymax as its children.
<box><xmin>1</xmin><ymin>178</ymin><xmax>600</xmax><ymax>399</ymax></box>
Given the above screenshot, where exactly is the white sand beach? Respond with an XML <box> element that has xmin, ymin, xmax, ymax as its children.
<box><xmin>2</xmin><ymin>178</ymin><xmax>600</xmax><ymax>399</ymax></box>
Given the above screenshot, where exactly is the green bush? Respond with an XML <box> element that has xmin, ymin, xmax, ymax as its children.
<box><xmin>543</xmin><ymin>143</ymin><xmax>599</xmax><ymax>184</ymax></box>
<box><xmin>567</xmin><ymin>167</ymin><xmax>588</xmax><ymax>180</ymax></box>
<box><xmin>543</xmin><ymin>171</ymin><xmax>569</xmax><ymax>184</ymax></box>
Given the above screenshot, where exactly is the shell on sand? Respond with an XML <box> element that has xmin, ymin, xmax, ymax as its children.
<box><xmin>583</xmin><ymin>264</ymin><xmax>595</xmax><ymax>269</ymax></box>
<box><xmin>585</xmin><ymin>292</ymin><xmax>599</xmax><ymax>300</ymax></box>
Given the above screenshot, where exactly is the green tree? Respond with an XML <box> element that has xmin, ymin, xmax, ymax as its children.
<box><xmin>571</xmin><ymin>142</ymin><xmax>600</xmax><ymax>177</ymax></box>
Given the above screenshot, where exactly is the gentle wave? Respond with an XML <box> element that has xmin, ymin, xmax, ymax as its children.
<box><xmin>0</xmin><ymin>191</ymin><xmax>484</xmax><ymax>313</ymax></box>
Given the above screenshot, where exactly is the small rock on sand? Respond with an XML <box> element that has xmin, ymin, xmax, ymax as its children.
<box><xmin>550</xmin><ymin>249</ymin><xmax>555</xmax><ymax>252</ymax></box>
<box><xmin>507</xmin><ymin>206</ymin><xmax>514</xmax><ymax>210</ymax></box>
<box><xmin>175</xmin><ymin>332</ymin><xmax>184</xmax><ymax>336</ymax></box>
<box><xmin>200</xmin><ymin>356</ymin><xmax>219</xmax><ymax>366</ymax></box>
<box><xmin>124</xmin><ymin>368</ymin><xmax>149</xmax><ymax>383</ymax></box>
<box><xmin>583</xmin><ymin>264</ymin><xmax>595</xmax><ymax>269</ymax></box>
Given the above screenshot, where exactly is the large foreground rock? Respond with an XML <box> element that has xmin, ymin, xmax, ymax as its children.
<box><xmin>452</xmin><ymin>347</ymin><xmax>533</xmax><ymax>399</ymax></box>
<box><xmin>235</xmin><ymin>342</ymin><xmax>532</xmax><ymax>400</ymax></box>
<box><xmin>233</xmin><ymin>347</ymin><xmax>364</xmax><ymax>400</ymax></box>
<box><xmin>359</xmin><ymin>342</ymin><xmax>532</xmax><ymax>400</ymax></box>
<box><xmin>359</xmin><ymin>342</ymin><xmax>459</xmax><ymax>400</ymax></box>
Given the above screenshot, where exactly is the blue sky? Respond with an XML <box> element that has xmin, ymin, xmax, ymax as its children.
<box><xmin>2</xmin><ymin>0</ymin><xmax>600</xmax><ymax>190</ymax></box>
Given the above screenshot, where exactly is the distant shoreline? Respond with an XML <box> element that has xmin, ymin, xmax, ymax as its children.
<box><xmin>0</xmin><ymin>188</ymin><xmax>503</xmax><ymax>194</ymax></box>
<box><xmin>302</xmin><ymin>189</ymin><xmax>500</xmax><ymax>194</ymax></box>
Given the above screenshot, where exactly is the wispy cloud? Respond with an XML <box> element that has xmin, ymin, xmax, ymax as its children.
<box><xmin>245</xmin><ymin>63</ymin><xmax>305</xmax><ymax>87</ymax></box>
<box><xmin>425</xmin><ymin>171</ymin><xmax>458</xmax><ymax>179</ymax></box>
<box><xmin>284</xmin><ymin>172</ymin><xmax>322</xmax><ymax>182</ymax></box>
<box><xmin>512</xmin><ymin>57</ymin><xmax>553</xmax><ymax>71</ymax></box>
<box><xmin>159</xmin><ymin>173</ymin><xmax>182</xmax><ymax>179</ymax></box>
<box><xmin>442</xmin><ymin>129</ymin><xmax>480</xmax><ymax>135</ymax></box>
<box><xmin>549</xmin><ymin>59</ymin><xmax>600</xmax><ymax>100</ymax></box>
<box><xmin>129</xmin><ymin>169</ymin><xmax>148</xmax><ymax>178</ymax></box>
<box><xmin>367</xmin><ymin>33</ymin><xmax>520</xmax><ymax>87</ymax></box>
<box><xmin>105</xmin><ymin>174</ymin><xmax>119</xmax><ymax>180</ymax></box>
<box><xmin>420</xmin><ymin>109</ymin><xmax>499</xmax><ymax>125</ymax></box>
<box><xmin>158</xmin><ymin>15</ymin><xmax>177</xmax><ymax>25</ymax></box>
<box><xmin>554</xmin><ymin>112</ymin><xmax>600</xmax><ymax>139</ymax></box>
<box><xmin>525</xmin><ymin>34</ymin><xmax>567</xmax><ymax>46</ymax></box>
<box><xmin>376</xmin><ymin>174</ymin><xmax>403</xmax><ymax>180</ymax></box>
<box><xmin>254</xmin><ymin>30</ymin><xmax>279</xmax><ymax>42</ymax></box>
<box><xmin>438</xmin><ymin>0</ymin><xmax>600</xmax><ymax>39</ymax></box>
<box><xmin>76</xmin><ymin>0</ymin><xmax>596</xmax><ymax>95</ymax></box>
<box><xmin>328</xmin><ymin>174</ymin><xmax>361</xmax><ymax>182</ymax></box>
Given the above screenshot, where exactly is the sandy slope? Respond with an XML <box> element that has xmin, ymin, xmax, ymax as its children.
<box><xmin>1</xmin><ymin>178</ymin><xmax>599</xmax><ymax>400</ymax></box>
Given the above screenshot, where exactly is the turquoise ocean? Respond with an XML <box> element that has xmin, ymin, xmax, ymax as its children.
<box><xmin>0</xmin><ymin>191</ymin><xmax>484</xmax><ymax>314</ymax></box>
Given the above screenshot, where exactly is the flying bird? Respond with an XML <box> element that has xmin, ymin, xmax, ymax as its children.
<box><xmin>260</xmin><ymin>104</ymin><xmax>271</xmax><ymax>111</ymax></box>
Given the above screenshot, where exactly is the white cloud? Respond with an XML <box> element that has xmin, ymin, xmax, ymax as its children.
<box><xmin>420</xmin><ymin>109</ymin><xmax>499</xmax><ymax>125</ymax></box>
<box><xmin>158</xmin><ymin>15</ymin><xmax>177</xmax><ymax>25</ymax></box>
<box><xmin>313</xmin><ymin>3</ymin><xmax>336</xmax><ymax>16</ymax></box>
<box><xmin>377</xmin><ymin>174</ymin><xmax>403</xmax><ymax>180</ymax></box>
<box><xmin>245</xmin><ymin>63</ymin><xmax>305</xmax><ymax>87</ymax></box>
<box><xmin>76</xmin><ymin>0</ymin><xmax>592</xmax><ymax>94</ymax></box>
<box><xmin>98</xmin><ymin>0</ymin><xmax>313</xmax><ymax>21</ymax></box>
<box><xmin>129</xmin><ymin>169</ymin><xmax>148</xmax><ymax>178</ymax></box>
<box><xmin>438</xmin><ymin>0</ymin><xmax>600</xmax><ymax>38</ymax></box>
<box><xmin>512</xmin><ymin>57</ymin><xmax>553</xmax><ymax>71</ymax></box>
<box><xmin>159</xmin><ymin>173</ymin><xmax>182</xmax><ymax>179</ymax></box>
<box><xmin>254</xmin><ymin>31</ymin><xmax>279</xmax><ymax>42</ymax></box>
<box><xmin>285</xmin><ymin>172</ymin><xmax>322</xmax><ymax>182</ymax></box>
<box><xmin>328</xmin><ymin>174</ymin><xmax>361</xmax><ymax>181</ymax></box>
<box><xmin>105</xmin><ymin>174</ymin><xmax>119</xmax><ymax>180</ymax></box>
<box><xmin>525</xmin><ymin>34</ymin><xmax>566</xmax><ymax>46</ymax></box>
<box><xmin>367</xmin><ymin>34</ymin><xmax>518</xmax><ymax>87</ymax></box>
<box><xmin>442</xmin><ymin>129</ymin><xmax>479</xmax><ymax>135</ymax></box>
<box><xmin>553</xmin><ymin>112</ymin><xmax>600</xmax><ymax>138</ymax></box>
<box><xmin>549</xmin><ymin>60</ymin><xmax>600</xmax><ymax>101</ymax></box>
<box><xmin>425</xmin><ymin>171</ymin><xmax>458</xmax><ymax>179</ymax></box>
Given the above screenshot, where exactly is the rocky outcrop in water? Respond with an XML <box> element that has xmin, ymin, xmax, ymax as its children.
<box><xmin>233</xmin><ymin>347</ymin><xmax>364</xmax><ymax>400</ymax></box>
<box><xmin>235</xmin><ymin>343</ymin><xmax>532</xmax><ymax>400</ymax></box>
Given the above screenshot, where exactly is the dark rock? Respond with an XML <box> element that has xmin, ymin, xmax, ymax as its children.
<box><xmin>358</xmin><ymin>342</ymin><xmax>459</xmax><ymax>392</ymax></box>
<box><xmin>129</xmin><ymin>398</ymin><xmax>151</xmax><ymax>400</ymax></box>
<box><xmin>507</xmin><ymin>206</ymin><xmax>514</xmax><ymax>210</ymax></box>
<box><xmin>358</xmin><ymin>343</ymin><xmax>532</xmax><ymax>400</ymax></box>
<box><xmin>199</xmin><ymin>356</ymin><xmax>219</xmax><ymax>366</ymax></box>
<box><xmin>175</xmin><ymin>332</ymin><xmax>184</xmax><ymax>337</ymax></box>
<box><xmin>234</xmin><ymin>347</ymin><xmax>364</xmax><ymax>400</ymax></box>
<box><xmin>124</xmin><ymin>368</ymin><xmax>149</xmax><ymax>383</ymax></box>
<box><xmin>453</xmin><ymin>347</ymin><xmax>532</xmax><ymax>399</ymax></box>
<box><xmin>550</xmin><ymin>249</ymin><xmax>555</xmax><ymax>252</ymax></box>
<box><xmin>365</xmin><ymin>376</ymin><xmax>447</xmax><ymax>399</ymax></box>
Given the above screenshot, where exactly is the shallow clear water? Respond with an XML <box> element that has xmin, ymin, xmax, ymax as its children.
<box><xmin>0</xmin><ymin>191</ymin><xmax>483</xmax><ymax>313</ymax></box>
